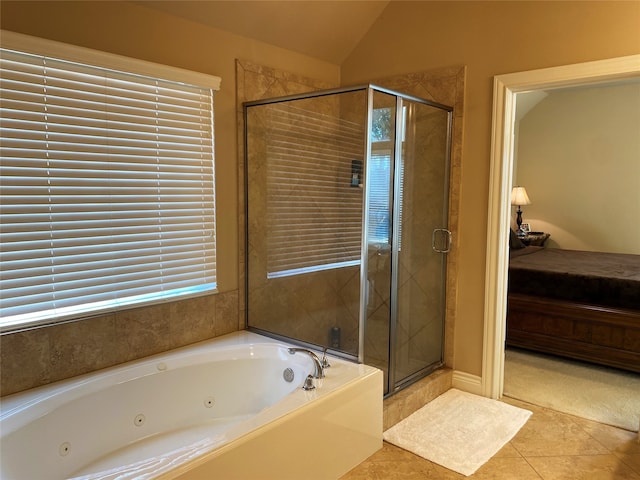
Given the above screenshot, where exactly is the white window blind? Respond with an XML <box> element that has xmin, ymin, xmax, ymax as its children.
<box><xmin>367</xmin><ymin>151</ymin><xmax>392</xmax><ymax>244</ymax></box>
<box><xmin>0</xmin><ymin>34</ymin><xmax>220</xmax><ymax>331</ymax></box>
<box><xmin>265</xmin><ymin>104</ymin><xmax>364</xmax><ymax>278</ymax></box>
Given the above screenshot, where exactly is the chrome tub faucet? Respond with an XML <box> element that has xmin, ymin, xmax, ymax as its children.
<box><xmin>287</xmin><ymin>348</ymin><xmax>325</xmax><ymax>379</ymax></box>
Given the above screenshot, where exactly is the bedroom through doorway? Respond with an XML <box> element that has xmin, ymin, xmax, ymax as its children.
<box><xmin>483</xmin><ymin>55</ymin><xmax>640</xmax><ymax>433</ymax></box>
<box><xmin>506</xmin><ymin>74</ymin><xmax>640</xmax><ymax>432</ymax></box>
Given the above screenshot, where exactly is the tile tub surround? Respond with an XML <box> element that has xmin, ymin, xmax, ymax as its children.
<box><xmin>0</xmin><ymin>290</ymin><xmax>239</xmax><ymax>396</ymax></box>
<box><xmin>342</xmin><ymin>397</ymin><xmax>640</xmax><ymax>480</ymax></box>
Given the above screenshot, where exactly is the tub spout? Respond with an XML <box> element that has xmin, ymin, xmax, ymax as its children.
<box><xmin>288</xmin><ymin>348</ymin><xmax>324</xmax><ymax>379</ymax></box>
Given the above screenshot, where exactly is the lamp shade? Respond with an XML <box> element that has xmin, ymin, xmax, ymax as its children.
<box><xmin>511</xmin><ymin>186</ymin><xmax>531</xmax><ymax>206</ymax></box>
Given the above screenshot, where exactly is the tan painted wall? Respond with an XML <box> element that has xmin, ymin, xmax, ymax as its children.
<box><xmin>516</xmin><ymin>82</ymin><xmax>640</xmax><ymax>254</ymax></box>
<box><xmin>340</xmin><ymin>1</ymin><xmax>640</xmax><ymax>376</ymax></box>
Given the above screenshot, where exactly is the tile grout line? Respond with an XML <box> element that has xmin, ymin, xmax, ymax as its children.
<box><xmin>520</xmin><ymin>454</ymin><xmax>546</xmax><ymax>480</ymax></box>
<box><xmin>505</xmin><ymin>415</ymin><xmax>545</xmax><ymax>479</ymax></box>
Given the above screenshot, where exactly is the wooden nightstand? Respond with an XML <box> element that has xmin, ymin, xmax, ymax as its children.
<box><xmin>521</xmin><ymin>232</ymin><xmax>550</xmax><ymax>246</ymax></box>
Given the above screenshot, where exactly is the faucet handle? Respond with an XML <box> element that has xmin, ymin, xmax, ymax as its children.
<box><xmin>321</xmin><ymin>348</ymin><xmax>331</xmax><ymax>369</ymax></box>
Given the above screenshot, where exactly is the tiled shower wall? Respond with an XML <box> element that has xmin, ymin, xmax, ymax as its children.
<box><xmin>238</xmin><ymin>60</ymin><xmax>465</xmax><ymax>369</ymax></box>
<box><xmin>236</xmin><ymin>60</ymin><xmax>338</xmax><ymax>337</ymax></box>
<box><xmin>245</xmin><ymin>91</ymin><xmax>365</xmax><ymax>354</ymax></box>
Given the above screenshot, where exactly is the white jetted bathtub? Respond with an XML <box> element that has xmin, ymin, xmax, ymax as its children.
<box><xmin>0</xmin><ymin>331</ymin><xmax>382</xmax><ymax>479</ymax></box>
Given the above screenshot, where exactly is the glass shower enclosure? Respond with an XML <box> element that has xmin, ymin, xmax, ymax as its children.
<box><xmin>244</xmin><ymin>85</ymin><xmax>452</xmax><ymax>395</ymax></box>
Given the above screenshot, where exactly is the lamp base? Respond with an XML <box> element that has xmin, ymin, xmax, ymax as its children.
<box><xmin>515</xmin><ymin>207</ymin><xmax>527</xmax><ymax>238</ymax></box>
<box><xmin>516</xmin><ymin>207</ymin><xmax>523</xmax><ymax>230</ymax></box>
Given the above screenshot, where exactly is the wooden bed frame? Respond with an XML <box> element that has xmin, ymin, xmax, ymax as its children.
<box><xmin>506</xmin><ymin>292</ymin><xmax>640</xmax><ymax>373</ymax></box>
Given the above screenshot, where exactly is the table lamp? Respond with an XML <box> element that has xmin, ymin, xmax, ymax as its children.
<box><xmin>511</xmin><ymin>186</ymin><xmax>531</xmax><ymax>233</ymax></box>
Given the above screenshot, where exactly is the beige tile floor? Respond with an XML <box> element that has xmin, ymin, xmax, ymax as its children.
<box><xmin>341</xmin><ymin>397</ymin><xmax>640</xmax><ymax>480</ymax></box>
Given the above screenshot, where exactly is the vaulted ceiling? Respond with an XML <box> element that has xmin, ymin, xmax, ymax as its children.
<box><xmin>135</xmin><ymin>1</ymin><xmax>390</xmax><ymax>64</ymax></box>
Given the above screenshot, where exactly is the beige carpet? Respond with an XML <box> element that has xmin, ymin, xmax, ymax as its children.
<box><xmin>383</xmin><ymin>388</ymin><xmax>532</xmax><ymax>476</ymax></box>
<box><xmin>504</xmin><ymin>348</ymin><xmax>640</xmax><ymax>432</ymax></box>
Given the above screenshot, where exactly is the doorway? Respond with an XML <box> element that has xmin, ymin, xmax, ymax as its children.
<box><xmin>482</xmin><ymin>54</ymin><xmax>640</xmax><ymax>399</ymax></box>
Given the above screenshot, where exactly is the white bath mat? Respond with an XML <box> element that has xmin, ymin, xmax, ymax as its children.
<box><xmin>383</xmin><ymin>388</ymin><xmax>531</xmax><ymax>476</ymax></box>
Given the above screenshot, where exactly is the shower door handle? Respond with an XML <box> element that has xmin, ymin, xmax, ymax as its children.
<box><xmin>432</xmin><ymin>229</ymin><xmax>452</xmax><ymax>253</ymax></box>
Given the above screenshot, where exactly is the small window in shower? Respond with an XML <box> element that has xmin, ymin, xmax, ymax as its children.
<box><xmin>371</xmin><ymin>107</ymin><xmax>393</xmax><ymax>142</ymax></box>
<box><xmin>367</xmin><ymin>107</ymin><xmax>405</xmax><ymax>247</ymax></box>
<box><xmin>368</xmin><ymin>152</ymin><xmax>392</xmax><ymax>244</ymax></box>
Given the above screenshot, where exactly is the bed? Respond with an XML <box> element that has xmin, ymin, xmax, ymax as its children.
<box><xmin>507</xmin><ymin>244</ymin><xmax>640</xmax><ymax>373</ymax></box>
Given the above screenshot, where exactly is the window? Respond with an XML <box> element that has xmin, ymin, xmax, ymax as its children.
<box><xmin>367</xmin><ymin>151</ymin><xmax>392</xmax><ymax>244</ymax></box>
<box><xmin>367</xmin><ymin>106</ymin><xmax>404</xmax><ymax>247</ymax></box>
<box><xmin>0</xmin><ymin>32</ymin><xmax>221</xmax><ymax>332</ymax></box>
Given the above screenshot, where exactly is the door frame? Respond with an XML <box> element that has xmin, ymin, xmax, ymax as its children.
<box><xmin>481</xmin><ymin>54</ymin><xmax>640</xmax><ymax>398</ymax></box>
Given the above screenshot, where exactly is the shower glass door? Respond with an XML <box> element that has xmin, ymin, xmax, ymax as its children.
<box><xmin>391</xmin><ymin>99</ymin><xmax>450</xmax><ymax>392</ymax></box>
<box><xmin>363</xmin><ymin>90</ymin><xmax>451</xmax><ymax>395</ymax></box>
<box><xmin>361</xmin><ymin>90</ymin><xmax>396</xmax><ymax>390</ymax></box>
<box><xmin>245</xmin><ymin>89</ymin><xmax>367</xmax><ymax>357</ymax></box>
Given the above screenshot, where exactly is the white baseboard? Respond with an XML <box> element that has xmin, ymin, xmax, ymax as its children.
<box><xmin>452</xmin><ymin>371</ymin><xmax>483</xmax><ymax>396</ymax></box>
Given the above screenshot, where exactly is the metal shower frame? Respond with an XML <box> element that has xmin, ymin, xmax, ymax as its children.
<box><xmin>243</xmin><ymin>84</ymin><xmax>453</xmax><ymax>394</ymax></box>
